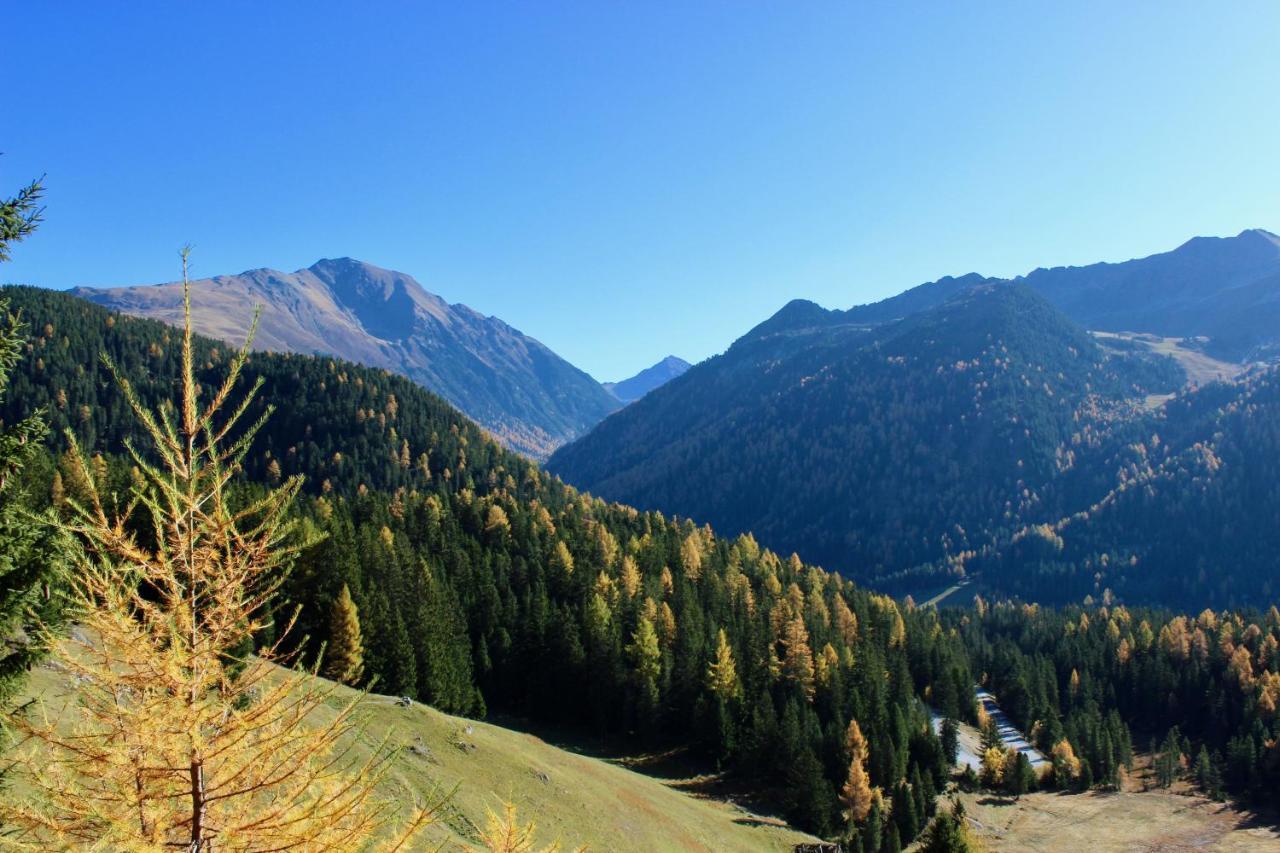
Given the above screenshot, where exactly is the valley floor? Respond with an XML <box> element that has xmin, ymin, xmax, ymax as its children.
<box><xmin>950</xmin><ymin>787</ymin><xmax>1279</xmax><ymax>852</ymax></box>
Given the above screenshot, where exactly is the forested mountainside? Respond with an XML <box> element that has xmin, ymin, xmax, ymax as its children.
<box><xmin>70</xmin><ymin>258</ymin><xmax>620</xmax><ymax>458</ymax></box>
<box><xmin>549</xmin><ymin>285</ymin><xmax>1183</xmax><ymax>593</ymax></box>
<box><xmin>0</xmin><ymin>284</ymin><xmax>969</xmax><ymax>841</ymax></box>
<box><xmin>975</xmin><ymin>365</ymin><xmax>1280</xmax><ymax>609</ymax></box>
<box><xmin>954</xmin><ymin>601</ymin><xmax>1280</xmax><ymax>805</ymax></box>
<box><xmin>803</xmin><ymin>228</ymin><xmax>1280</xmax><ymax>362</ymax></box>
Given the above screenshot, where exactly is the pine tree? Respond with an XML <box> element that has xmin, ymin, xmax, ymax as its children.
<box><xmin>893</xmin><ymin>780</ymin><xmax>920</xmax><ymax>842</ymax></box>
<box><xmin>323</xmin><ymin>583</ymin><xmax>365</xmax><ymax>685</ymax></box>
<box><xmin>0</xmin><ymin>252</ymin><xmax>435</xmax><ymax>847</ymax></box>
<box><xmin>0</xmin><ymin>176</ymin><xmax>67</xmax><ymax>703</ymax></box>
<box><xmin>941</xmin><ymin>718</ymin><xmax>960</xmax><ymax>766</ymax></box>
<box><xmin>628</xmin><ymin>615</ymin><xmax>662</xmax><ymax>720</ymax></box>
<box><xmin>861</xmin><ymin>798</ymin><xmax>883</xmax><ymax>853</ymax></box>
<box><xmin>917</xmin><ymin>798</ymin><xmax>980</xmax><ymax>852</ymax></box>
<box><xmin>1006</xmin><ymin>751</ymin><xmax>1034</xmax><ymax>800</ymax></box>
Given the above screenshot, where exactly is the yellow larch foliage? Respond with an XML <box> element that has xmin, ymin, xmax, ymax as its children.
<box><xmin>706</xmin><ymin>628</ymin><xmax>740</xmax><ymax>700</ymax></box>
<box><xmin>680</xmin><ymin>532</ymin><xmax>703</xmax><ymax>580</ymax></box>
<box><xmin>839</xmin><ymin>720</ymin><xmax>874</xmax><ymax>826</ymax></box>
<box><xmin>594</xmin><ymin>571</ymin><xmax>617</xmax><ymax>606</ymax></box>
<box><xmin>834</xmin><ymin>594</ymin><xmax>859</xmax><ymax>647</ymax></box>
<box><xmin>474</xmin><ymin>800</ymin><xmax>581</xmax><ymax>853</ymax></box>
<box><xmin>815</xmin><ymin>643</ymin><xmax>841</xmax><ymax>690</ymax></box>
<box><xmin>323</xmin><ymin>583</ymin><xmax>365</xmax><ymax>685</ymax></box>
<box><xmin>660</xmin><ymin>565</ymin><xmax>674</xmax><ymax>596</ymax></box>
<box><xmin>619</xmin><ymin>555</ymin><xmax>641</xmax><ymax>599</ymax></box>
<box><xmin>552</xmin><ymin>540</ymin><xmax>575</xmax><ymax>576</ymax></box>
<box><xmin>780</xmin><ymin>614</ymin><xmax>816</xmax><ymax>700</ymax></box>
<box><xmin>1051</xmin><ymin>739</ymin><xmax>1082</xmax><ymax>782</ymax></box>
<box><xmin>1116</xmin><ymin>637</ymin><xmax>1132</xmax><ymax>666</ymax></box>
<box><xmin>0</xmin><ymin>256</ymin><xmax>434</xmax><ymax>849</ymax></box>
<box><xmin>658</xmin><ymin>602</ymin><xmax>677</xmax><ymax>648</ymax></box>
<box><xmin>1228</xmin><ymin>645</ymin><xmax>1255</xmax><ymax>689</ymax></box>
<box><xmin>980</xmin><ymin>747</ymin><xmax>1008</xmax><ymax>788</ymax></box>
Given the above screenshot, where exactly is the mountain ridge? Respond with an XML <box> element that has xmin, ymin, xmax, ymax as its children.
<box><xmin>71</xmin><ymin>258</ymin><xmax>620</xmax><ymax>458</ymax></box>
<box><xmin>745</xmin><ymin>228</ymin><xmax>1280</xmax><ymax>361</ymax></box>
<box><xmin>549</xmin><ymin>283</ymin><xmax>1184</xmax><ymax>587</ymax></box>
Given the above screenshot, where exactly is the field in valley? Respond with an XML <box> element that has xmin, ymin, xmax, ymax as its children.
<box><xmin>1092</xmin><ymin>331</ymin><xmax>1246</xmax><ymax>408</ymax></box>
<box><xmin>949</xmin><ymin>787</ymin><xmax>1279</xmax><ymax>852</ymax></box>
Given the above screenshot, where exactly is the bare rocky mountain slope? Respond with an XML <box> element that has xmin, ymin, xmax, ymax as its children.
<box><xmin>73</xmin><ymin>258</ymin><xmax>620</xmax><ymax>458</ymax></box>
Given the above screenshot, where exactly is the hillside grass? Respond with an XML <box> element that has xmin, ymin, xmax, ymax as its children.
<box><xmin>945</xmin><ymin>787</ymin><xmax>1278</xmax><ymax>852</ymax></box>
<box><xmin>1092</xmin><ymin>331</ymin><xmax>1244</xmax><ymax>409</ymax></box>
<box><xmin>13</xmin><ymin>660</ymin><xmax>817</xmax><ymax>852</ymax></box>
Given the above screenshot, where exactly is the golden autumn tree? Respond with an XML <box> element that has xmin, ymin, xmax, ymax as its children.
<box><xmin>0</xmin><ymin>251</ymin><xmax>433</xmax><ymax>849</ymax></box>
<box><xmin>780</xmin><ymin>613</ymin><xmax>816</xmax><ymax>700</ymax></box>
<box><xmin>323</xmin><ymin>583</ymin><xmax>366</xmax><ymax>686</ymax></box>
<box><xmin>839</xmin><ymin>719</ymin><xmax>874</xmax><ymax>827</ymax></box>
<box><xmin>706</xmin><ymin>628</ymin><xmax>740</xmax><ymax>700</ymax></box>
<box><xmin>1050</xmin><ymin>739</ymin><xmax>1082</xmax><ymax>785</ymax></box>
<box><xmin>980</xmin><ymin>747</ymin><xmax>1008</xmax><ymax>788</ymax></box>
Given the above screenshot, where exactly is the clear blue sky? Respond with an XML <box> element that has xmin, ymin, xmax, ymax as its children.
<box><xmin>3</xmin><ymin>2</ymin><xmax>1278</xmax><ymax>381</ymax></box>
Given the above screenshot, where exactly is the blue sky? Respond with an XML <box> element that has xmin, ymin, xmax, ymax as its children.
<box><xmin>3</xmin><ymin>2</ymin><xmax>1278</xmax><ymax>380</ymax></box>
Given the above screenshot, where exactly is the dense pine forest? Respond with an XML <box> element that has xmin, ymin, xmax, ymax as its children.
<box><xmin>548</xmin><ymin>284</ymin><xmax>1184</xmax><ymax>592</ymax></box>
<box><xmin>976</xmin><ymin>366</ymin><xmax>1280</xmax><ymax>608</ymax></box>
<box><xmin>0</xmin><ymin>284</ymin><xmax>972</xmax><ymax>845</ymax></box>
<box><xmin>550</xmin><ymin>278</ymin><xmax>1280</xmax><ymax>613</ymax></box>
<box><xmin>952</xmin><ymin>601</ymin><xmax>1280</xmax><ymax>803</ymax></box>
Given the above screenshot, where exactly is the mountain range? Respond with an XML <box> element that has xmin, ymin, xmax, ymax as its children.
<box><xmin>549</xmin><ymin>229</ymin><xmax>1280</xmax><ymax>608</ymax></box>
<box><xmin>782</xmin><ymin>228</ymin><xmax>1280</xmax><ymax>361</ymax></box>
<box><xmin>71</xmin><ymin>258</ymin><xmax>622</xmax><ymax>458</ymax></box>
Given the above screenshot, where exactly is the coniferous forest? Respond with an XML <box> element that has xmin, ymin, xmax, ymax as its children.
<box><xmin>3</xmin><ymin>247</ymin><xmax>1280</xmax><ymax>847</ymax></box>
<box><xmin>0</xmin><ymin>283</ymin><xmax>974</xmax><ymax>844</ymax></box>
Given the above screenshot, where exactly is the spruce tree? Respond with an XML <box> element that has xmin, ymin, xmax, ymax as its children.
<box><xmin>917</xmin><ymin>798</ymin><xmax>979</xmax><ymax>852</ymax></box>
<box><xmin>941</xmin><ymin>717</ymin><xmax>960</xmax><ymax>766</ymax></box>
<box><xmin>0</xmin><ymin>176</ymin><xmax>66</xmax><ymax>703</ymax></box>
<box><xmin>1006</xmin><ymin>751</ymin><xmax>1034</xmax><ymax>800</ymax></box>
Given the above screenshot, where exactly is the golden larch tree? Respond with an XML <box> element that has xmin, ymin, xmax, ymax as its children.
<box><xmin>706</xmin><ymin>628</ymin><xmax>740</xmax><ymax>700</ymax></box>
<box><xmin>0</xmin><ymin>251</ymin><xmax>433</xmax><ymax>849</ymax></box>
<box><xmin>323</xmin><ymin>582</ymin><xmax>365</xmax><ymax>685</ymax></box>
<box><xmin>780</xmin><ymin>613</ymin><xmax>816</xmax><ymax>700</ymax></box>
<box><xmin>839</xmin><ymin>719</ymin><xmax>874</xmax><ymax>826</ymax></box>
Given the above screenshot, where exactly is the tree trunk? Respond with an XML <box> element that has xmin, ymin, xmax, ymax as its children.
<box><xmin>190</xmin><ymin>758</ymin><xmax>207</xmax><ymax>851</ymax></box>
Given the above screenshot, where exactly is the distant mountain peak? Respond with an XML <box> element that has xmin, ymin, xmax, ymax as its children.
<box><xmin>1239</xmin><ymin>227</ymin><xmax>1280</xmax><ymax>248</ymax></box>
<box><xmin>604</xmin><ymin>355</ymin><xmax>692</xmax><ymax>403</ymax></box>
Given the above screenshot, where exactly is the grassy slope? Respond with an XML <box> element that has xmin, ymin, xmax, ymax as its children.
<box><xmin>943</xmin><ymin>788</ymin><xmax>1278</xmax><ymax>852</ymax></box>
<box><xmin>17</xmin><ymin>662</ymin><xmax>816</xmax><ymax>852</ymax></box>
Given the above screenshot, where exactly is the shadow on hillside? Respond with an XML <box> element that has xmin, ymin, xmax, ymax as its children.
<box><xmin>483</xmin><ymin>712</ymin><xmax>793</xmax><ymax>822</ymax></box>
